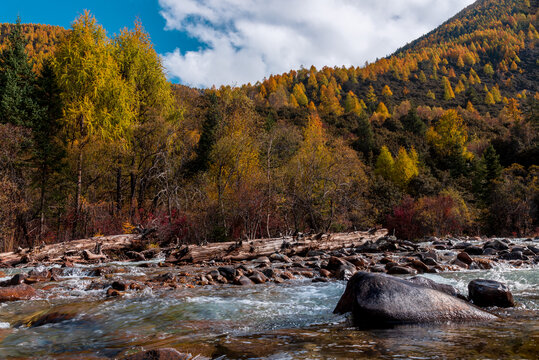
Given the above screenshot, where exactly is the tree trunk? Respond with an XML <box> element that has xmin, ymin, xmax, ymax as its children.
<box><xmin>72</xmin><ymin>149</ymin><xmax>82</xmax><ymax>240</ymax></box>
<box><xmin>116</xmin><ymin>165</ymin><xmax>122</xmax><ymax>215</ymax></box>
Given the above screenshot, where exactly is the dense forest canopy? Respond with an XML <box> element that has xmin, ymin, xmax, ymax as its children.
<box><xmin>0</xmin><ymin>0</ymin><xmax>537</xmax><ymax>251</ymax></box>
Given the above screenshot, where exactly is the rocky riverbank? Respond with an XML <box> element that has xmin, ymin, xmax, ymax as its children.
<box><xmin>0</xmin><ymin>231</ymin><xmax>538</xmax><ymax>298</ymax></box>
<box><xmin>0</xmin><ymin>232</ymin><xmax>538</xmax><ymax>359</ymax></box>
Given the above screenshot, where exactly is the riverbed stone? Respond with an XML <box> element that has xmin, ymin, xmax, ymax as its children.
<box><xmin>483</xmin><ymin>239</ymin><xmax>509</xmax><ymax>251</ymax></box>
<box><xmin>334</xmin><ymin>272</ymin><xmax>497</xmax><ymax>326</ymax></box>
<box><xmin>407</xmin><ymin>276</ymin><xmax>460</xmax><ymax>298</ymax></box>
<box><xmin>468</xmin><ymin>279</ymin><xmax>515</xmax><ymax>308</ymax></box>
<box><xmin>387</xmin><ymin>266</ymin><xmax>417</xmax><ymax>275</ymax></box>
<box><xmin>123</xmin><ymin>348</ymin><xmax>200</xmax><ymax>360</ymax></box>
<box><xmin>457</xmin><ymin>251</ymin><xmax>473</xmax><ymax>265</ymax></box>
<box><xmin>0</xmin><ymin>284</ymin><xmax>36</xmax><ymax>301</ymax></box>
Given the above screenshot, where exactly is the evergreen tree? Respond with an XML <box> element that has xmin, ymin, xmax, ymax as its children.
<box><xmin>0</xmin><ymin>17</ymin><xmax>39</xmax><ymax>126</ymax></box>
<box><xmin>32</xmin><ymin>60</ymin><xmax>66</xmax><ymax>240</ymax></box>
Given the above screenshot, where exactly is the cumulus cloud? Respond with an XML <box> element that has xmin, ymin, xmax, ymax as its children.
<box><xmin>158</xmin><ymin>0</ymin><xmax>475</xmax><ymax>88</ymax></box>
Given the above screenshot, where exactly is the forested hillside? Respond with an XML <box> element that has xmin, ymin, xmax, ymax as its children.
<box><xmin>0</xmin><ymin>0</ymin><xmax>537</xmax><ymax>252</ymax></box>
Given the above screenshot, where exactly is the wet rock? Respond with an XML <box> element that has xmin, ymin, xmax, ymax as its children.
<box><xmin>499</xmin><ymin>251</ymin><xmax>528</xmax><ymax>261</ymax></box>
<box><xmin>483</xmin><ymin>240</ymin><xmax>509</xmax><ymax>251</ymax></box>
<box><xmin>88</xmin><ymin>267</ymin><xmax>113</xmax><ymax>277</ymax></box>
<box><xmin>123</xmin><ymin>348</ymin><xmax>199</xmax><ymax>360</ymax></box>
<box><xmin>369</xmin><ymin>265</ymin><xmax>386</xmax><ymax>273</ymax></box>
<box><xmin>527</xmin><ymin>245</ymin><xmax>539</xmax><ymax>255</ymax></box>
<box><xmin>409</xmin><ymin>259</ymin><xmax>429</xmax><ymax>273</ymax></box>
<box><xmin>334</xmin><ymin>272</ymin><xmax>497</xmax><ymax>326</ymax></box>
<box><xmin>0</xmin><ymin>284</ymin><xmax>36</xmax><ymax>302</ymax></box>
<box><xmin>111</xmin><ymin>281</ymin><xmax>128</xmax><ymax>291</ymax></box>
<box><xmin>457</xmin><ymin>252</ymin><xmax>473</xmax><ymax>265</ymax></box>
<box><xmin>126</xmin><ymin>251</ymin><xmax>146</xmax><ymax>262</ymax></box>
<box><xmin>234</xmin><ymin>276</ymin><xmax>254</xmax><ymax>286</ymax></box>
<box><xmin>474</xmin><ymin>258</ymin><xmax>494</xmax><ymax>270</ymax></box>
<box><xmin>319</xmin><ymin>269</ymin><xmax>331</xmax><ymax>278</ymax></box>
<box><xmin>407</xmin><ymin>276</ymin><xmax>460</xmax><ymax>298</ymax></box>
<box><xmin>468</xmin><ymin>279</ymin><xmax>515</xmax><ymax>308</ymax></box>
<box><xmin>454</xmin><ymin>242</ymin><xmax>472</xmax><ymax>249</ymax></box>
<box><xmin>249</xmin><ymin>271</ymin><xmax>268</xmax><ymax>284</ymax></box>
<box><xmin>387</xmin><ymin>266</ymin><xmax>417</xmax><ymax>275</ymax></box>
<box><xmin>153</xmin><ymin>272</ymin><xmax>176</xmax><ymax>283</ymax></box>
<box><xmin>218</xmin><ymin>267</ymin><xmax>237</xmax><ymax>281</ymax></box>
<box><xmin>451</xmin><ymin>258</ymin><xmax>469</xmax><ymax>269</ymax></box>
<box><xmin>269</xmin><ymin>253</ymin><xmax>292</xmax><ymax>263</ymax></box>
<box><xmin>253</xmin><ymin>256</ymin><xmax>270</xmax><ymax>265</ymax></box>
<box><xmin>261</xmin><ymin>268</ymin><xmax>275</xmax><ymax>279</ymax></box>
<box><xmin>422</xmin><ymin>257</ymin><xmax>438</xmax><ymax>266</ymax></box>
<box><xmin>482</xmin><ymin>248</ymin><xmax>498</xmax><ymax>256</ymax></box>
<box><xmin>312</xmin><ymin>277</ymin><xmax>329</xmax><ymax>283</ymax></box>
<box><xmin>464</xmin><ymin>246</ymin><xmax>483</xmax><ymax>255</ymax></box>
<box><xmin>28</xmin><ymin>312</ymin><xmax>76</xmax><ymax>328</ymax></box>
<box><xmin>1</xmin><ymin>273</ymin><xmax>27</xmax><ymax>286</ymax></box>
<box><xmin>280</xmin><ymin>271</ymin><xmax>295</xmax><ymax>280</ymax></box>
<box><xmin>107</xmin><ymin>288</ymin><xmax>124</xmax><ymax>297</ymax></box>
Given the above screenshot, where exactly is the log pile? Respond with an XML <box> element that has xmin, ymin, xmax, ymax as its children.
<box><xmin>0</xmin><ymin>229</ymin><xmax>388</xmax><ymax>267</ymax></box>
<box><xmin>166</xmin><ymin>229</ymin><xmax>388</xmax><ymax>264</ymax></box>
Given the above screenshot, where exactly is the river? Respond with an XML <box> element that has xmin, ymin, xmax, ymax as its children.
<box><xmin>0</xmin><ymin>257</ymin><xmax>537</xmax><ymax>358</ymax></box>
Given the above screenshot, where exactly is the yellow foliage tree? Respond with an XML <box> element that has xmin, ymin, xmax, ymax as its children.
<box><xmin>426</xmin><ymin>109</ymin><xmax>473</xmax><ymax>161</ymax></box>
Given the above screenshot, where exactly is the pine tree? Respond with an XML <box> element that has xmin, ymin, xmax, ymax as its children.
<box><xmin>0</xmin><ymin>17</ymin><xmax>40</xmax><ymax>126</ymax></box>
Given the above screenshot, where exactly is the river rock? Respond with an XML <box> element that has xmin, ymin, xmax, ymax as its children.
<box><xmin>218</xmin><ymin>267</ymin><xmax>236</xmax><ymax>281</ymax></box>
<box><xmin>234</xmin><ymin>276</ymin><xmax>254</xmax><ymax>286</ymax></box>
<box><xmin>499</xmin><ymin>251</ymin><xmax>528</xmax><ymax>261</ymax></box>
<box><xmin>334</xmin><ymin>272</ymin><xmax>496</xmax><ymax>326</ymax></box>
<box><xmin>387</xmin><ymin>266</ymin><xmax>417</xmax><ymax>275</ymax></box>
<box><xmin>468</xmin><ymin>279</ymin><xmax>515</xmax><ymax>308</ymax></box>
<box><xmin>0</xmin><ymin>284</ymin><xmax>36</xmax><ymax>302</ymax></box>
<box><xmin>457</xmin><ymin>251</ymin><xmax>473</xmax><ymax>265</ymax></box>
<box><xmin>407</xmin><ymin>276</ymin><xmax>460</xmax><ymax>298</ymax></box>
<box><xmin>1</xmin><ymin>273</ymin><xmax>27</xmax><ymax>286</ymax></box>
<box><xmin>464</xmin><ymin>246</ymin><xmax>483</xmax><ymax>255</ymax></box>
<box><xmin>483</xmin><ymin>240</ymin><xmax>509</xmax><ymax>251</ymax></box>
<box><xmin>123</xmin><ymin>348</ymin><xmax>200</xmax><ymax>360</ymax></box>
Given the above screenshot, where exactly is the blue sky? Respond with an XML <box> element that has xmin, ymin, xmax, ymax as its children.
<box><xmin>0</xmin><ymin>0</ymin><xmax>200</xmax><ymax>55</ymax></box>
<box><xmin>0</xmin><ymin>1</ymin><xmax>475</xmax><ymax>88</ymax></box>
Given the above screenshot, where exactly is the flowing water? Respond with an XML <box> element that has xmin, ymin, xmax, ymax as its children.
<box><xmin>0</xmin><ymin>261</ymin><xmax>537</xmax><ymax>359</ymax></box>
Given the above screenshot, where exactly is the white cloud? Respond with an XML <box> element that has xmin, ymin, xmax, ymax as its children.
<box><xmin>158</xmin><ymin>0</ymin><xmax>475</xmax><ymax>88</ymax></box>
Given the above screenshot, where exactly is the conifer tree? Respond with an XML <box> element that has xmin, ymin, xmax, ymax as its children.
<box><xmin>382</xmin><ymin>85</ymin><xmax>393</xmax><ymax>97</ymax></box>
<box><xmin>375</xmin><ymin>146</ymin><xmax>394</xmax><ymax>180</ymax></box>
<box><xmin>442</xmin><ymin>76</ymin><xmax>455</xmax><ymax>100</ymax></box>
<box><xmin>0</xmin><ymin>17</ymin><xmax>39</xmax><ymax>126</ymax></box>
<box><xmin>292</xmin><ymin>83</ymin><xmax>308</xmax><ymax>107</ymax></box>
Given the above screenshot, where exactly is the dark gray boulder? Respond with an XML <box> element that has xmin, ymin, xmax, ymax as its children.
<box><xmin>468</xmin><ymin>279</ymin><xmax>515</xmax><ymax>308</ymax></box>
<box><xmin>334</xmin><ymin>272</ymin><xmax>496</xmax><ymax>327</ymax></box>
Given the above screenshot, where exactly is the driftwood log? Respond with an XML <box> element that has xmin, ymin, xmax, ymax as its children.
<box><xmin>0</xmin><ymin>234</ymin><xmax>136</xmax><ymax>266</ymax></box>
<box><xmin>0</xmin><ymin>229</ymin><xmax>388</xmax><ymax>267</ymax></box>
<box><xmin>167</xmin><ymin>229</ymin><xmax>388</xmax><ymax>264</ymax></box>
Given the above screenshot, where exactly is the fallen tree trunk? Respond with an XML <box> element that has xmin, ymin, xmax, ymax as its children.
<box><xmin>167</xmin><ymin>230</ymin><xmax>388</xmax><ymax>264</ymax></box>
<box><xmin>0</xmin><ymin>229</ymin><xmax>388</xmax><ymax>267</ymax></box>
<box><xmin>0</xmin><ymin>234</ymin><xmax>137</xmax><ymax>266</ymax></box>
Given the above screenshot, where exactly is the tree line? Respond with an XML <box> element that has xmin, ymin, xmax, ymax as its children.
<box><xmin>0</xmin><ymin>6</ymin><xmax>537</xmax><ymax>251</ymax></box>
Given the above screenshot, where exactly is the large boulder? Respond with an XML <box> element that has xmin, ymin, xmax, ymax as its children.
<box><xmin>468</xmin><ymin>279</ymin><xmax>515</xmax><ymax>308</ymax></box>
<box><xmin>334</xmin><ymin>272</ymin><xmax>496</xmax><ymax>327</ymax></box>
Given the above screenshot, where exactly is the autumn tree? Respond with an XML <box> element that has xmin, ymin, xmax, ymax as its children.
<box><xmin>53</xmin><ymin>11</ymin><xmax>135</xmax><ymax>238</ymax></box>
<box><xmin>427</xmin><ymin>109</ymin><xmax>473</xmax><ymax>175</ymax></box>
<box><xmin>442</xmin><ymin>76</ymin><xmax>455</xmax><ymax>100</ymax></box>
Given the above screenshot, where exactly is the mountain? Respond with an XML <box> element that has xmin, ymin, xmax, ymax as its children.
<box><xmin>0</xmin><ymin>0</ymin><xmax>537</xmax><ymax>250</ymax></box>
<box><xmin>0</xmin><ymin>23</ymin><xmax>66</xmax><ymax>68</ymax></box>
